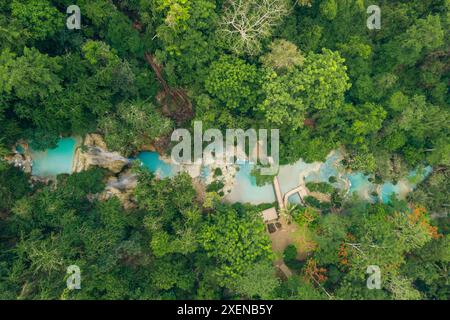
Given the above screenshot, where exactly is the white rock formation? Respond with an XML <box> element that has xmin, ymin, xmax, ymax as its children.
<box><xmin>72</xmin><ymin>134</ymin><xmax>130</xmax><ymax>174</ymax></box>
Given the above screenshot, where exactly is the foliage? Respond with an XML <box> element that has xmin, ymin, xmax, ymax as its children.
<box><xmin>200</xmin><ymin>204</ymin><xmax>273</xmax><ymax>284</ymax></box>
<box><xmin>99</xmin><ymin>100</ymin><xmax>173</xmax><ymax>157</ymax></box>
<box><xmin>156</xmin><ymin>0</ymin><xmax>191</xmax><ymax>30</ymax></box>
<box><xmin>205</xmin><ymin>55</ymin><xmax>260</xmax><ymax>113</ymax></box>
<box><xmin>11</xmin><ymin>0</ymin><xmax>64</xmax><ymax>41</ymax></box>
<box><xmin>0</xmin><ymin>0</ymin><xmax>448</xmax><ymax>301</ymax></box>
<box><xmin>409</xmin><ymin>168</ymin><xmax>450</xmax><ymax>215</ymax></box>
<box><xmin>258</xmin><ymin>49</ymin><xmax>351</xmax><ymax>131</ymax></box>
<box><xmin>292</xmin><ymin>207</ymin><xmax>320</xmax><ymax>228</ymax></box>
<box><xmin>206</xmin><ymin>180</ymin><xmax>225</xmax><ymax>193</ymax></box>
<box><xmin>260</xmin><ymin>39</ymin><xmax>305</xmax><ymax>72</ymax></box>
<box><xmin>311</xmin><ymin>202</ymin><xmax>446</xmax><ymax>300</ymax></box>
<box><xmin>306</xmin><ymin>182</ymin><xmax>334</xmax><ymax>194</ymax></box>
<box><xmin>0</xmin><ymin>47</ymin><xmax>62</xmax><ymax>102</ymax></box>
<box><xmin>230</xmin><ymin>261</ymin><xmax>280</xmax><ymax>299</ymax></box>
<box><xmin>283</xmin><ymin>244</ymin><xmax>304</xmax><ymax>271</ymax></box>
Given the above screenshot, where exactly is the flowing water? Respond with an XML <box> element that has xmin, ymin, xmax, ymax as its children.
<box><xmin>137</xmin><ymin>151</ymin><xmax>177</xmax><ymax>179</ymax></box>
<box><xmin>29</xmin><ymin>138</ymin><xmax>433</xmax><ymax>205</ymax></box>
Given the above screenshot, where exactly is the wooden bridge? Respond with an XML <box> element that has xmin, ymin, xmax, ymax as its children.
<box><xmin>273</xmin><ymin>176</ymin><xmax>307</xmax><ymax>212</ymax></box>
<box><xmin>273</xmin><ymin>176</ymin><xmax>285</xmax><ymax>211</ymax></box>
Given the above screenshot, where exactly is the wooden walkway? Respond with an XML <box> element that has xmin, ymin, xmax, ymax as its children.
<box><xmin>275</xmin><ymin>260</ymin><xmax>293</xmax><ymax>278</ymax></box>
<box><xmin>273</xmin><ymin>176</ymin><xmax>310</xmax><ymax>210</ymax></box>
<box><xmin>273</xmin><ymin>176</ymin><xmax>284</xmax><ymax>211</ymax></box>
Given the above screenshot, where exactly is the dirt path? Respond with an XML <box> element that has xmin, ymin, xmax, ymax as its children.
<box><xmin>308</xmin><ymin>191</ymin><xmax>331</xmax><ymax>203</ymax></box>
<box><xmin>274</xmin><ymin>260</ymin><xmax>293</xmax><ymax>278</ymax></box>
<box><xmin>269</xmin><ymin>217</ymin><xmax>299</xmax><ymax>254</ymax></box>
<box><xmin>269</xmin><ymin>217</ymin><xmax>316</xmax><ymax>277</ymax></box>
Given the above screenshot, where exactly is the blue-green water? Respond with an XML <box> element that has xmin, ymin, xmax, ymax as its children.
<box><xmin>347</xmin><ymin>172</ymin><xmax>375</xmax><ymax>200</ymax></box>
<box><xmin>31</xmin><ymin>138</ymin><xmax>78</xmax><ymax>177</ymax></box>
<box><xmin>31</xmin><ymin>140</ymin><xmax>433</xmax><ymax>205</ymax></box>
<box><xmin>136</xmin><ymin>151</ymin><xmax>431</xmax><ymax>205</ymax></box>
<box><xmin>278</xmin><ymin>160</ymin><xmax>316</xmax><ymax>195</ymax></box>
<box><xmin>287</xmin><ymin>193</ymin><xmax>302</xmax><ymax>205</ymax></box>
<box><xmin>200</xmin><ymin>166</ymin><xmax>210</xmax><ymax>181</ymax></box>
<box><xmin>380</xmin><ymin>166</ymin><xmax>433</xmax><ymax>203</ymax></box>
<box><xmin>137</xmin><ymin>152</ymin><xmax>175</xmax><ymax>179</ymax></box>
<box><xmin>407</xmin><ymin>166</ymin><xmax>433</xmax><ymax>184</ymax></box>
<box><xmin>380</xmin><ymin>183</ymin><xmax>399</xmax><ymax>203</ymax></box>
<box><xmin>316</xmin><ymin>152</ymin><xmax>340</xmax><ymax>183</ymax></box>
<box><xmin>226</xmin><ymin>160</ymin><xmax>276</xmax><ymax>204</ymax></box>
<box><xmin>16</xmin><ymin>145</ymin><xmax>25</xmax><ymax>154</ymax></box>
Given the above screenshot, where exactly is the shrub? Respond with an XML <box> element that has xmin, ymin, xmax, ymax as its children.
<box><xmin>306</xmin><ymin>182</ymin><xmax>334</xmax><ymax>194</ymax></box>
<box><xmin>214</xmin><ymin>168</ymin><xmax>223</xmax><ymax>177</ymax></box>
<box><xmin>283</xmin><ymin>244</ymin><xmax>304</xmax><ymax>271</ymax></box>
<box><xmin>304</xmin><ymin>196</ymin><xmax>321</xmax><ymax>208</ymax></box>
<box><xmin>206</xmin><ymin>180</ymin><xmax>225</xmax><ymax>193</ymax></box>
<box><xmin>328</xmin><ymin>176</ymin><xmax>337</xmax><ymax>184</ymax></box>
<box><xmin>284</xmin><ymin>244</ymin><xmax>297</xmax><ymax>263</ymax></box>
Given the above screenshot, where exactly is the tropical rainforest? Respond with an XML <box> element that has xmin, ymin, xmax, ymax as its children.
<box><xmin>0</xmin><ymin>0</ymin><xmax>449</xmax><ymax>300</ymax></box>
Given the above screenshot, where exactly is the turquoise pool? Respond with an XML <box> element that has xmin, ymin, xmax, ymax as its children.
<box><xmin>137</xmin><ymin>151</ymin><xmax>176</xmax><ymax>179</ymax></box>
<box><xmin>31</xmin><ymin>138</ymin><xmax>78</xmax><ymax>177</ymax></box>
<box><xmin>380</xmin><ymin>182</ymin><xmax>400</xmax><ymax>203</ymax></box>
<box><xmin>315</xmin><ymin>152</ymin><xmax>340</xmax><ymax>183</ymax></box>
<box><xmin>225</xmin><ymin>160</ymin><xmax>276</xmax><ymax>204</ymax></box>
<box><xmin>347</xmin><ymin>172</ymin><xmax>376</xmax><ymax>200</ymax></box>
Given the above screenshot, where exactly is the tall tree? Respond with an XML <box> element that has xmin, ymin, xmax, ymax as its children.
<box><xmin>218</xmin><ymin>0</ymin><xmax>290</xmax><ymax>55</ymax></box>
